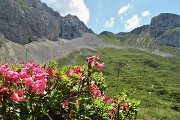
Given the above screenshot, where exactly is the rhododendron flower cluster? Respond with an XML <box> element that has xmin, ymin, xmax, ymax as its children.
<box><xmin>86</xmin><ymin>53</ymin><xmax>99</xmax><ymax>68</ymax></box>
<box><xmin>90</xmin><ymin>81</ymin><xmax>101</xmax><ymax>97</ymax></box>
<box><xmin>0</xmin><ymin>62</ymin><xmax>49</xmax><ymax>102</ymax></box>
<box><xmin>86</xmin><ymin>53</ymin><xmax>104</xmax><ymax>71</ymax></box>
<box><xmin>68</xmin><ymin>67</ymin><xmax>81</xmax><ymax>77</ymax></box>
<box><xmin>9</xmin><ymin>88</ymin><xmax>25</xmax><ymax>101</ymax></box>
<box><xmin>0</xmin><ymin>54</ymin><xmax>139</xmax><ymax>120</ymax></box>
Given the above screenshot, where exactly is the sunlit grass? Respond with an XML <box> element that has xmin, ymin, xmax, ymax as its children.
<box><xmin>57</xmin><ymin>47</ymin><xmax>180</xmax><ymax>119</ymax></box>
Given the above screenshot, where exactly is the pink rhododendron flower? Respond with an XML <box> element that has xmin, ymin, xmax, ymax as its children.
<box><xmin>90</xmin><ymin>81</ymin><xmax>97</xmax><ymax>91</ymax></box>
<box><xmin>86</xmin><ymin>53</ymin><xmax>99</xmax><ymax>68</ymax></box>
<box><xmin>89</xmin><ymin>81</ymin><xmax>102</xmax><ymax>97</ymax></box>
<box><xmin>25</xmin><ymin>62</ymin><xmax>35</xmax><ymax>69</ymax></box>
<box><xmin>86</xmin><ymin>53</ymin><xmax>99</xmax><ymax>62</ymax></box>
<box><xmin>95</xmin><ymin>62</ymin><xmax>104</xmax><ymax>71</ymax></box>
<box><xmin>39</xmin><ymin>78</ymin><xmax>47</xmax><ymax>92</ymax></box>
<box><xmin>9</xmin><ymin>88</ymin><xmax>25</xmax><ymax>101</ymax></box>
<box><xmin>31</xmin><ymin>79</ymin><xmax>47</xmax><ymax>93</ymax></box>
<box><xmin>92</xmin><ymin>90</ymin><xmax>101</xmax><ymax>97</ymax></box>
<box><xmin>76</xmin><ymin>99</ymin><xmax>80</xmax><ymax>105</ymax></box>
<box><xmin>102</xmin><ymin>93</ymin><xmax>110</xmax><ymax>102</ymax></box>
<box><xmin>72</xmin><ymin>67</ymin><xmax>80</xmax><ymax>74</ymax></box>
<box><xmin>109</xmin><ymin>109</ymin><xmax>114</xmax><ymax>120</ymax></box>
<box><xmin>0</xmin><ymin>64</ymin><xmax>8</xmax><ymax>74</ymax></box>
<box><xmin>25</xmin><ymin>77</ymin><xmax>34</xmax><ymax>88</ymax></box>
<box><xmin>46</xmin><ymin>67</ymin><xmax>56</xmax><ymax>76</ymax></box>
<box><xmin>0</xmin><ymin>86</ymin><xmax>9</xmax><ymax>93</ymax></box>
<box><xmin>19</xmin><ymin>70</ymin><xmax>29</xmax><ymax>79</ymax></box>
<box><xmin>122</xmin><ymin>102</ymin><xmax>129</xmax><ymax>110</ymax></box>
<box><xmin>68</xmin><ymin>69</ymin><xmax>74</xmax><ymax>77</ymax></box>
<box><xmin>34</xmin><ymin>72</ymin><xmax>47</xmax><ymax>80</ymax></box>
<box><xmin>68</xmin><ymin>67</ymin><xmax>80</xmax><ymax>77</ymax></box>
<box><xmin>31</xmin><ymin>84</ymin><xmax>40</xmax><ymax>93</ymax></box>
<box><xmin>61</xmin><ymin>99</ymin><xmax>69</xmax><ymax>109</ymax></box>
<box><xmin>6</xmin><ymin>70</ymin><xmax>19</xmax><ymax>83</ymax></box>
<box><xmin>109</xmin><ymin>98</ymin><xmax>116</xmax><ymax>103</ymax></box>
<box><xmin>119</xmin><ymin>105</ymin><xmax>124</xmax><ymax>110</ymax></box>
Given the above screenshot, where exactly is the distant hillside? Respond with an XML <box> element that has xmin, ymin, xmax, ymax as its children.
<box><xmin>0</xmin><ymin>0</ymin><xmax>93</xmax><ymax>44</ymax></box>
<box><xmin>0</xmin><ymin>33</ymin><xmax>115</xmax><ymax>64</ymax></box>
<box><xmin>100</xmin><ymin>13</ymin><xmax>180</xmax><ymax>48</ymax></box>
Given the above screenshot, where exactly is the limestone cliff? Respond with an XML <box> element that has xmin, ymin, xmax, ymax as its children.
<box><xmin>0</xmin><ymin>0</ymin><xmax>93</xmax><ymax>44</ymax></box>
<box><xmin>149</xmin><ymin>13</ymin><xmax>180</xmax><ymax>47</ymax></box>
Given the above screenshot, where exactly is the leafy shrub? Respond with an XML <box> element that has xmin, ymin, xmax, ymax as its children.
<box><xmin>0</xmin><ymin>54</ymin><xmax>140</xmax><ymax>119</ymax></box>
<box><xmin>143</xmin><ymin>59</ymin><xmax>159</xmax><ymax>68</ymax></box>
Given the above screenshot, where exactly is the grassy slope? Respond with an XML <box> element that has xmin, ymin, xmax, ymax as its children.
<box><xmin>57</xmin><ymin>36</ymin><xmax>180</xmax><ymax>119</ymax></box>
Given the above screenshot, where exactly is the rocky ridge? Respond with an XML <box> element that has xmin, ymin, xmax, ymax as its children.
<box><xmin>134</xmin><ymin>13</ymin><xmax>180</xmax><ymax>48</ymax></box>
<box><xmin>100</xmin><ymin>13</ymin><xmax>180</xmax><ymax>48</ymax></box>
<box><xmin>0</xmin><ymin>0</ymin><xmax>93</xmax><ymax>44</ymax></box>
<box><xmin>149</xmin><ymin>13</ymin><xmax>180</xmax><ymax>47</ymax></box>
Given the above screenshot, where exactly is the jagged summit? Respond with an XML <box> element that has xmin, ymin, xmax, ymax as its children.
<box><xmin>0</xmin><ymin>0</ymin><xmax>93</xmax><ymax>44</ymax></box>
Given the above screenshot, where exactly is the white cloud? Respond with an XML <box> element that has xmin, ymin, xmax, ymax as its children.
<box><xmin>141</xmin><ymin>11</ymin><xmax>150</xmax><ymax>17</ymax></box>
<box><xmin>105</xmin><ymin>17</ymin><xmax>115</xmax><ymax>28</ymax></box>
<box><xmin>41</xmin><ymin>0</ymin><xmax>89</xmax><ymax>25</ymax></box>
<box><xmin>125</xmin><ymin>14</ymin><xmax>141</xmax><ymax>30</ymax></box>
<box><xmin>118</xmin><ymin>4</ymin><xmax>132</xmax><ymax>15</ymax></box>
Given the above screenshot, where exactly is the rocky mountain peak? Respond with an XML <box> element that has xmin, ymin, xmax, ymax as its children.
<box><xmin>106</xmin><ymin>13</ymin><xmax>180</xmax><ymax>48</ymax></box>
<box><xmin>149</xmin><ymin>13</ymin><xmax>180</xmax><ymax>38</ymax></box>
<box><xmin>149</xmin><ymin>13</ymin><xmax>180</xmax><ymax>47</ymax></box>
<box><xmin>130</xmin><ymin>25</ymin><xmax>149</xmax><ymax>34</ymax></box>
<box><xmin>0</xmin><ymin>0</ymin><xmax>93</xmax><ymax>44</ymax></box>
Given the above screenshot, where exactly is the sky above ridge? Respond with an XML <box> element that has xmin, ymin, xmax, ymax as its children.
<box><xmin>41</xmin><ymin>0</ymin><xmax>180</xmax><ymax>34</ymax></box>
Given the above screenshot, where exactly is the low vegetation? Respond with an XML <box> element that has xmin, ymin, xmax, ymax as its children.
<box><xmin>57</xmin><ymin>47</ymin><xmax>180</xmax><ymax>119</ymax></box>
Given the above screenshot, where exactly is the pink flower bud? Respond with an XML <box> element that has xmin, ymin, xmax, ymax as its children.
<box><xmin>92</xmin><ymin>90</ymin><xmax>101</xmax><ymax>97</ymax></box>
<box><xmin>0</xmin><ymin>86</ymin><xmax>9</xmax><ymax>93</ymax></box>
<box><xmin>9</xmin><ymin>88</ymin><xmax>25</xmax><ymax>101</ymax></box>
<box><xmin>61</xmin><ymin>99</ymin><xmax>69</xmax><ymax>109</ymax></box>
<box><xmin>95</xmin><ymin>62</ymin><xmax>104</xmax><ymax>71</ymax></box>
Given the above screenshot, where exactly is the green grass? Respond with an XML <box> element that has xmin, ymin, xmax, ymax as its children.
<box><xmin>159</xmin><ymin>45</ymin><xmax>180</xmax><ymax>58</ymax></box>
<box><xmin>14</xmin><ymin>0</ymin><xmax>29</xmax><ymax>9</ymax></box>
<box><xmin>98</xmin><ymin>33</ymin><xmax>122</xmax><ymax>45</ymax></box>
<box><xmin>163</xmin><ymin>27</ymin><xmax>180</xmax><ymax>35</ymax></box>
<box><xmin>98</xmin><ymin>32</ymin><xmax>157</xmax><ymax>49</ymax></box>
<box><xmin>57</xmin><ymin>47</ymin><xmax>180</xmax><ymax>119</ymax></box>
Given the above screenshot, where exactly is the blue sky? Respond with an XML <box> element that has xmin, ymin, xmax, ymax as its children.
<box><xmin>41</xmin><ymin>0</ymin><xmax>180</xmax><ymax>34</ymax></box>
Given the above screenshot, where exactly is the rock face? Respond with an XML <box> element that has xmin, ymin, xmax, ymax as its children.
<box><xmin>149</xmin><ymin>13</ymin><xmax>180</xmax><ymax>47</ymax></box>
<box><xmin>149</xmin><ymin>13</ymin><xmax>180</xmax><ymax>38</ymax></box>
<box><xmin>119</xmin><ymin>13</ymin><xmax>180</xmax><ymax>48</ymax></box>
<box><xmin>130</xmin><ymin>25</ymin><xmax>149</xmax><ymax>34</ymax></box>
<box><xmin>0</xmin><ymin>0</ymin><xmax>93</xmax><ymax>44</ymax></box>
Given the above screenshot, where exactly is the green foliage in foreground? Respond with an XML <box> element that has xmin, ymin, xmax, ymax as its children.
<box><xmin>58</xmin><ymin>48</ymin><xmax>180</xmax><ymax>119</ymax></box>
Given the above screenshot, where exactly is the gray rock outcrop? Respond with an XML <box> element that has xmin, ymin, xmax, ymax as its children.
<box><xmin>0</xmin><ymin>0</ymin><xmax>93</xmax><ymax>44</ymax></box>
<box><xmin>120</xmin><ymin>13</ymin><xmax>180</xmax><ymax>48</ymax></box>
<box><xmin>130</xmin><ymin>25</ymin><xmax>149</xmax><ymax>34</ymax></box>
<box><xmin>149</xmin><ymin>13</ymin><xmax>180</xmax><ymax>47</ymax></box>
